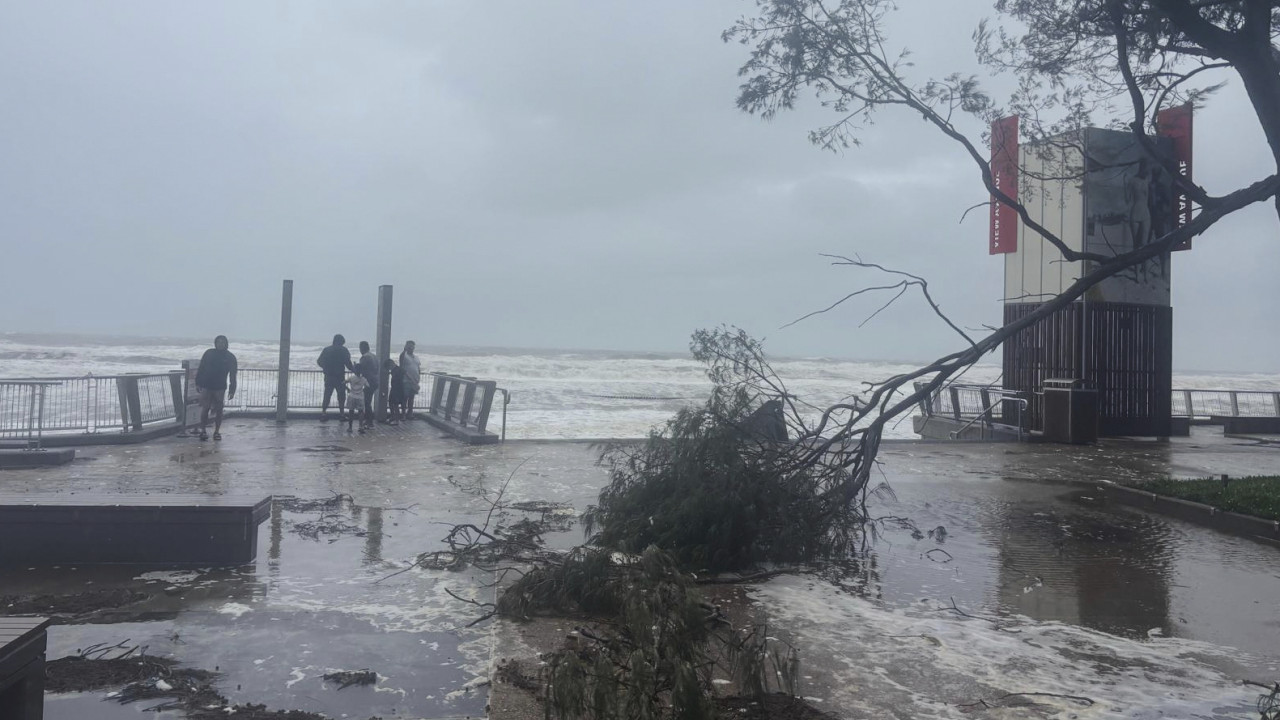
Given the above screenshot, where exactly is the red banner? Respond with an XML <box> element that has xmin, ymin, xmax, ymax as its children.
<box><xmin>989</xmin><ymin>116</ymin><xmax>1019</xmax><ymax>254</ymax></box>
<box><xmin>1157</xmin><ymin>104</ymin><xmax>1193</xmax><ymax>251</ymax></box>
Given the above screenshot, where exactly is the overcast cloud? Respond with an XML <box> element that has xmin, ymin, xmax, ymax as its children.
<box><xmin>1</xmin><ymin>1</ymin><xmax>1276</xmax><ymax>371</ymax></box>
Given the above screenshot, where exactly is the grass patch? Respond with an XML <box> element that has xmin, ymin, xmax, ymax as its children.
<box><xmin>1133</xmin><ymin>476</ymin><xmax>1280</xmax><ymax>521</ymax></box>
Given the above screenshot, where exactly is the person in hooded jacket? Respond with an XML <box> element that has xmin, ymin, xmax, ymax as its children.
<box><xmin>318</xmin><ymin>334</ymin><xmax>356</xmax><ymax>420</ymax></box>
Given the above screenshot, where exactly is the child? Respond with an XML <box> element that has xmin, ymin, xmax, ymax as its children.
<box><xmin>387</xmin><ymin>359</ymin><xmax>405</xmax><ymax>423</ymax></box>
<box><xmin>345</xmin><ymin>373</ymin><xmax>369</xmax><ymax>433</ymax></box>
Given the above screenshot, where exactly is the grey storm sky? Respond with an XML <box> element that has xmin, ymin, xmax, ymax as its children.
<box><xmin>1</xmin><ymin>1</ymin><xmax>1276</xmax><ymax>371</ymax></box>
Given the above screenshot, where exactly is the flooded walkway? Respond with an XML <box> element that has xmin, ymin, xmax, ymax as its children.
<box><xmin>1</xmin><ymin>422</ymin><xmax>1279</xmax><ymax>718</ymax></box>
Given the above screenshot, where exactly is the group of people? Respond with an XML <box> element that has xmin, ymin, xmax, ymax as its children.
<box><xmin>317</xmin><ymin>334</ymin><xmax>422</xmax><ymax>432</ymax></box>
<box><xmin>191</xmin><ymin>334</ymin><xmax>423</xmax><ymax>440</ymax></box>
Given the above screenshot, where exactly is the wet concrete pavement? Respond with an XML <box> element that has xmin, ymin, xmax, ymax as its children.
<box><xmin>1</xmin><ymin>421</ymin><xmax>1279</xmax><ymax>718</ymax></box>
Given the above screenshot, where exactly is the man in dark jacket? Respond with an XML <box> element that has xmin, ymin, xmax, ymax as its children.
<box><xmin>195</xmin><ymin>335</ymin><xmax>237</xmax><ymax>441</ymax></box>
<box><xmin>356</xmin><ymin>341</ymin><xmax>380</xmax><ymax>426</ymax></box>
<box><xmin>318</xmin><ymin>334</ymin><xmax>356</xmax><ymax>420</ymax></box>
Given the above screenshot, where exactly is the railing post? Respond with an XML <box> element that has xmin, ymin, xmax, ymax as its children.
<box><xmin>26</xmin><ymin>384</ymin><xmax>38</xmax><ymax>448</ymax></box>
<box><xmin>501</xmin><ymin>389</ymin><xmax>509</xmax><ymax>442</ymax></box>
<box><xmin>1183</xmin><ymin>390</ymin><xmax>1194</xmax><ymax>418</ymax></box>
<box><xmin>458</xmin><ymin>382</ymin><xmax>478</xmax><ymax>427</ymax></box>
<box><xmin>443</xmin><ymin>378</ymin><xmax>461</xmax><ymax>421</ymax></box>
<box><xmin>116</xmin><ymin>377</ymin><xmax>131</xmax><ymax>432</ymax></box>
<box><xmin>473</xmin><ymin>381</ymin><xmax>497</xmax><ymax>434</ymax></box>
<box><xmin>914</xmin><ymin>382</ymin><xmax>932</xmax><ymax>417</ymax></box>
<box><xmin>169</xmin><ymin>372</ymin><xmax>185</xmax><ymax>426</ymax></box>
<box><xmin>430</xmin><ymin>374</ymin><xmax>446</xmax><ymax>415</ymax></box>
<box><xmin>116</xmin><ymin>376</ymin><xmax>143</xmax><ymax>432</ymax></box>
<box><xmin>949</xmin><ymin>387</ymin><xmax>962</xmax><ymax>422</ymax></box>
<box><xmin>1229</xmin><ymin>391</ymin><xmax>1240</xmax><ymax>417</ymax></box>
<box><xmin>1273</xmin><ymin>392</ymin><xmax>1280</xmax><ymax>418</ymax></box>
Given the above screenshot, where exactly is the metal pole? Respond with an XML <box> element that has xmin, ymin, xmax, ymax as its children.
<box><xmin>501</xmin><ymin>389</ymin><xmax>509</xmax><ymax>442</ymax></box>
<box><xmin>276</xmin><ymin>279</ymin><xmax>294</xmax><ymax>423</ymax></box>
<box><xmin>35</xmin><ymin>385</ymin><xmax>46</xmax><ymax>450</ymax></box>
<box><xmin>375</xmin><ymin>285</ymin><xmax>393</xmax><ymax>423</ymax></box>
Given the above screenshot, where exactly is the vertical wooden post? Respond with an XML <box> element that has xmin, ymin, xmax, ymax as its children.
<box><xmin>474</xmin><ymin>381</ymin><xmax>497</xmax><ymax>433</ymax></box>
<box><xmin>429</xmin><ymin>374</ymin><xmax>446</xmax><ymax>415</ymax></box>
<box><xmin>949</xmin><ymin>387</ymin><xmax>963</xmax><ymax>422</ymax></box>
<box><xmin>276</xmin><ymin>280</ymin><xmax>293</xmax><ymax>423</ymax></box>
<box><xmin>1183</xmin><ymin>390</ymin><xmax>1194</xmax><ymax>418</ymax></box>
<box><xmin>1229</xmin><ymin>391</ymin><xmax>1240</xmax><ymax>417</ymax></box>
<box><xmin>375</xmin><ymin>285</ymin><xmax>393</xmax><ymax>423</ymax></box>
<box><xmin>169</xmin><ymin>372</ymin><xmax>184</xmax><ymax>425</ymax></box>
<box><xmin>444</xmin><ymin>378</ymin><xmax>461</xmax><ymax>421</ymax></box>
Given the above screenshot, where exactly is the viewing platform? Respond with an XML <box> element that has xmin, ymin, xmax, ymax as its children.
<box><xmin>0</xmin><ymin>368</ymin><xmax>509</xmax><ymax>453</ymax></box>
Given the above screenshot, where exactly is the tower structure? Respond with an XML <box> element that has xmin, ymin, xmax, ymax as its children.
<box><xmin>991</xmin><ymin>107</ymin><xmax>1192</xmax><ymax>437</ymax></box>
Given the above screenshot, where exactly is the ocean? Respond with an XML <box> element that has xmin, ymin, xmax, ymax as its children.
<box><xmin>2</xmin><ymin>333</ymin><xmax>1278</xmax><ymax>440</ymax></box>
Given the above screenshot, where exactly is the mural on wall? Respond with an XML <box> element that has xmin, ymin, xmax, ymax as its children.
<box><xmin>1082</xmin><ymin>129</ymin><xmax>1174</xmax><ymax>306</ymax></box>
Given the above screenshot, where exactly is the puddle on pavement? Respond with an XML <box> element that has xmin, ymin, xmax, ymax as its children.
<box><xmin>6</xmin><ymin>493</ymin><xmax>504</xmax><ymax>719</ymax></box>
<box><xmin>747</xmin><ymin>457</ymin><xmax>1280</xmax><ymax>719</ymax></box>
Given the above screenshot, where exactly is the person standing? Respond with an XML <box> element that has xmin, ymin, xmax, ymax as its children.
<box><xmin>318</xmin><ymin>334</ymin><xmax>356</xmax><ymax>420</ymax></box>
<box><xmin>357</xmin><ymin>340</ymin><xmax>380</xmax><ymax>424</ymax></box>
<box><xmin>399</xmin><ymin>340</ymin><xmax>422</xmax><ymax>419</ymax></box>
<box><xmin>195</xmin><ymin>335</ymin><xmax>238</xmax><ymax>441</ymax></box>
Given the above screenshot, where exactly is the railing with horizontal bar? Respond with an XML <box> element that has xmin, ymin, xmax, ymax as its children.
<box><xmin>918</xmin><ymin>384</ymin><xmax>1280</xmax><ymax>425</ymax></box>
<box><xmin>915</xmin><ymin>382</ymin><xmax>1028</xmax><ymax>427</ymax></box>
<box><xmin>0</xmin><ymin>373</ymin><xmax>183</xmax><ymax>440</ymax></box>
<box><xmin>1172</xmin><ymin>389</ymin><xmax>1280</xmax><ymax>419</ymax></box>
<box><xmin>427</xmin><ymin>373</ymin><xmax>500</xmax><ymax>436</ymax></box>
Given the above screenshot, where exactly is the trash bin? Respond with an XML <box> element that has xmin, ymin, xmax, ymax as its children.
<box><xmin>1041</xmin><ymin>378</ymin><xmax>1098</xmax><ymax>444</ymax></box>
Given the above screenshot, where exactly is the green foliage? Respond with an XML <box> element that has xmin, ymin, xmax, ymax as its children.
<box><xmin>585</xmin><ymin>327</ymin><xmax>866</xmax><ymax>573</ymax></box>
<box><xmin>1132</xmin><ymin>476</ymin><xmax>1280</xmax><ymax>522</ymax></box>
<box><xmin>532</xmin><ymin>547</ymin><xmax>717</xmax><ymax>720</ymax></box>
<box><xmin>501</xmin><ymin>546</ymin><xmax>801</xmax><ymax>720</ymax></box>
<box><xmin>496</xmin><ymin>546</ymin><xmax>622</xmax><ymax>619</ymax></box>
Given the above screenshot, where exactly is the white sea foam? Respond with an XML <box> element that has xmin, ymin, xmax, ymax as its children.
<box><xmin>750</xmin><ymin>576</ymin><xmax>1262</xmax><ymax>719</ymax></box>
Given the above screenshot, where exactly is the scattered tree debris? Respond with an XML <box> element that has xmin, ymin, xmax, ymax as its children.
<box><xmin>1</xmin><ymin>588</ymin><xmax>149</xmax><ymax>618</ymax></box>
<box><xmin>43</xmin><ymin>649</ymin><xmax>377</xmax><ymax>719</ymax></box>
<box><xmin>274</xmin><ymin>493</ymin><xmax>353</xmax><ymax>513</ymax></box>
<box><xmin>323</xmin><ymin>669</ymin><xmax>377</xmax><ymax>690</ymax></box>
<box><xmin>957</xmin><ymin>691</ymin><xmax>1095</xmax><ymax>711</ymax></box>
<box><xmin>1246</xmin><ymin>679</ymin><xmax>1280</xmax><ymax>720</ymax></box>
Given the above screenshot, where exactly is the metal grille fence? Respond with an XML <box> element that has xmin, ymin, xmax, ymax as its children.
<box><xmin>0</xmin><ymin>374</ymin><xmax>180</xmax><ymax>440</ymax></box>
<box><xmin>919</xmin><ymin>384</ymin><xmax>1280</xmax><ymax>426</ymax></box>
<box><xmin>1174</xmin><ymin>390</ymin><xmax>1280</xmax><ymax>419</ymax></box>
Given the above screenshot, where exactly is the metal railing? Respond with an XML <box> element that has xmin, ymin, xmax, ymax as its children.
<box><xmin>0</xmin><ymin>373</ymin><xmax>183</xmax><ymax>441</ymax></box>
<box><xmin>916</xmin><ymin>382</ymin><xmax>1028</xmax><ymax>423</ymax></box>
<box><xmin>917</xmin><ymin>383</ymin><xmax>1280</xmax><ymax>429</ymax></box>
<box><xmin>1173</xmin><ymin>389</ymin><xmax>1280</xmax><ymax>419</ymax></box>
<box><xmin>226</xmin><ymin>369</ymin><xmax>457</xmax><ymax>412</ymax></box>
<box><xmin>427</xmin><ymin>373</ymin><xmax>502</xmax><ymax>437</ymax></box>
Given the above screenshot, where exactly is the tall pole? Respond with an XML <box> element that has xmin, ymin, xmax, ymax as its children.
<box><xmin>275</xmin><ymin>279</ymin><xmax>293</xmax><ymax>423</ymax></box>
<box><xmin>375</xmin><ymin>284</ymin><xmax>393</xmax><ymax>422</ymax></box>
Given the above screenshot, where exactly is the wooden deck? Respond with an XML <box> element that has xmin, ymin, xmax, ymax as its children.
<box><xmin>0</xmin><ymin>617</ymin><xmax>51</xmax><ymax>720</ymax></box>
<box><xmin>0</xmin><ymin>495</ymin><xmax>271</xmax><ymax>565</ymax></box>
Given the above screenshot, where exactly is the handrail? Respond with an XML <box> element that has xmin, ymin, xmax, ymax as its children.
<box><xmin>949</xmin><ymin>395</ymin><xmax>1027</xmax><ymax>441</ymax></box>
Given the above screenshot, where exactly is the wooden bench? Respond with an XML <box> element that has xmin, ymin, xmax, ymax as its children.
<box><xmin>0</xmin><ymin>495</ymin><xmax>272</xmax><ymax>565</ymax></box>
<box><xmin>0</xmin><ymin>617</ymin><xmax>51</xmax><ymax>720</ymax></box>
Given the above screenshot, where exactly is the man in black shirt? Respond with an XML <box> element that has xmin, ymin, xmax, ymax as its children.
<box><xmin>195</xmin><ymin>335</ymin><xmax>238</xmax><ymax>441</ymax></box>
<box><xmin>318</xmin><ymin>334</ymin><xmax>356</xmax><ymax>420</ymax></box>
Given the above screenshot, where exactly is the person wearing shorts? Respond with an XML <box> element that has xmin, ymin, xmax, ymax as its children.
<box><xmin>195</xmin><ymin>335</ymin><xmax>238</xmax><ymax>441</ymax></box>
